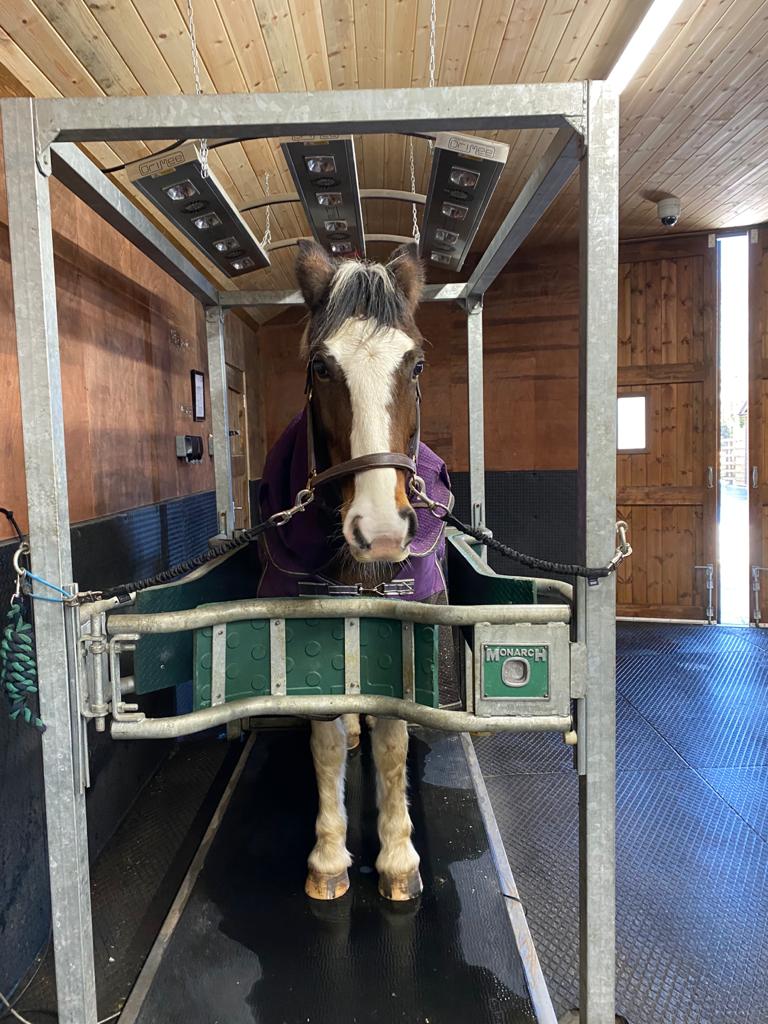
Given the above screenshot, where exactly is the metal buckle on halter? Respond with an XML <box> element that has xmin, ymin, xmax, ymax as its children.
<box><xmin>298</xmin><ymin>579</ymin><xmax>415</xmax><ymax>598</ymax></box>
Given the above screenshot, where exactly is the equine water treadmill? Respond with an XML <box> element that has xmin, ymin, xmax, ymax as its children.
<box><xmin>120</xmin><ymin>728</ymin><xmax>548</xmax><ymax>1024</ymax></box>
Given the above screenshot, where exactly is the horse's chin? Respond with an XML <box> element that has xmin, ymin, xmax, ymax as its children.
<box><xmin>348</xmin><ymin>545</ymin><xmax>410</xmax><ymax>565</ymax></box>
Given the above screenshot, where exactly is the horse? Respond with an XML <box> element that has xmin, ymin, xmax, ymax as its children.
<box><xmin>257</xmin><ymin>240</ymin><xmax>452</xmax><ymax>902</ymax></box>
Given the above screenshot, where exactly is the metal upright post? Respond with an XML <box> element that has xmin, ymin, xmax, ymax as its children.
<box><xmin>2</xmin><ymin>98</ymin><xmax>97</xmax><ymax>1024</ymax></box>
<box><xmin>205</xmin><ymin>306</ymin><xmax>235</xmax><ymax>537</ymax></box>
<box><xmin>466</xmin><ymin>299</ymin><xmax>487</xmax><ymax>536</ymax></box>
<box><xmin>577</xmin><ymin>81</ymin><xmax>619</xmax><ymax>1023</ymax></box>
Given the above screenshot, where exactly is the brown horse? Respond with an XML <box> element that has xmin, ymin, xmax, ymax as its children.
<box><xmin>260</xmin><ymin>240</ymin><xmax>449</xmax><ymax>902</ymax></box>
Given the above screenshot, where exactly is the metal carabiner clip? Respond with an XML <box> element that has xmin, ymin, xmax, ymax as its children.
<box><xmin>11</xmin><ymin>541</ymin><xmax>30</xmax><ymax>604</ymax></box>
<box><xmin>409</xmin><ymin>475</ymin><xmax>451</xmax><ymax>520</ymax></box>
<box><xmin>269</xmin><ymin>488</ymin><xmax>315</xmax><ymax>527</ymax></box>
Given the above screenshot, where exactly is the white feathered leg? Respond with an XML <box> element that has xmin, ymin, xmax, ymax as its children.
<box><xmin>306</xmin><ymin>718</ymin><xmax>351</xmax><ymax>900</ymax></box>
<box><xmin>371</xmin><ymin>717</ymin><xmax>422</xmax><ymax>900</ymax></box>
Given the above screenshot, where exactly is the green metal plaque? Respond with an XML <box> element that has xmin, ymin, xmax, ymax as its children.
<box><xmin>481</xmin><ymin>643</ymin><xmax>550</xmax><ymax>700</ymax></box>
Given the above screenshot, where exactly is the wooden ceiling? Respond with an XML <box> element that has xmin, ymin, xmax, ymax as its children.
<box><xmin>0</xmin><ymin>0</ymin><xmax>766</xmax><ymax>302</ymax></box>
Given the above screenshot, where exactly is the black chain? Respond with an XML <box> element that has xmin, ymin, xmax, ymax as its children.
<box><xmin>0</xmin><ymin>508</ymin><xmax>24</xmax><ymax>543</ymax></box>
<box><xmin>442</xmin><ymin>511</ymin><xmax>617</xmax><ymax>584</ymax></box>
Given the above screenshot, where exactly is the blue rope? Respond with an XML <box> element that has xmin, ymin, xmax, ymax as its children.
<box><xmin>23</xmin><ymin>570</ymin><xmax>69</xmax><ymax>602</ymax></box>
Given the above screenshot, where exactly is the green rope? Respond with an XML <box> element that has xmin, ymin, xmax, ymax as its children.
<box><xmin>0</xmin><ymin>601</ymin><xmax>45</xmax><ymax>732</ymax></box>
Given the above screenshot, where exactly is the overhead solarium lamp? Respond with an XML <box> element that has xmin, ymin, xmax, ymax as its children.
<box><xmin>126</xmin><ymin>142</ymin><xmax>270</xmax><ymax>277</ymax></box>
<box><xmin>419</xmin><ymin>133</ymin><xmax>509</xmax><ymax>271</ymax></box>
<box><xmin>282</xmin><ymin>137</ymin><xmax>366</xmax><ymax>259</ymax></box>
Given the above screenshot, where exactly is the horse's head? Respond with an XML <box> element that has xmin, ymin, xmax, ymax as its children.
<box><xmin>295</xmin><ymin>240</ymin><xmax>426</xmax><ymax>564</ymax></box>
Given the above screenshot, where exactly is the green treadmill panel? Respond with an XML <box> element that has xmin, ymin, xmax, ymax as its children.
<box><xmin>193</xmin><ymin>614</ymin><xmax>439</xmax><ymax>709</ymax></box>
<box><xmin>446</xmin><ymin>532</ymin><xmax>537</xmax><ymax>606</ymax></box>
<box><xmin>132</xmin><ymin>546</ymin><xmax>260</xmax><ymax>694</ymax></box>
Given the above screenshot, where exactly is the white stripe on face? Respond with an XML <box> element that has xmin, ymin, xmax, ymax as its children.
<box><xmin>325</xmin><ymin>317</ymin><xmax>416</xmax><ymax>559</ymax></box>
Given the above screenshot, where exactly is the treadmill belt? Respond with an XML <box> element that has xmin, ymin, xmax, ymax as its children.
<box><xmin>133</xmin><ymin>728</ymin><xmax>538</xmax><ymax>1023</ymax></box>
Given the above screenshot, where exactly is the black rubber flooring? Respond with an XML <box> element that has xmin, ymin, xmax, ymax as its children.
<box><xmin>11</xmin><ymin>738</ymin><xmax>237</xmax><ymax>1023</ymax></box>
<box><xmin>132</xmin><ymin>728</ymin><xmax>537</xmax><ymax>1024</ymax></box>
<box><xmin>475</xmin><ymin>623</ymin><xmax>768</xmax><ymax>1024</ymax></box>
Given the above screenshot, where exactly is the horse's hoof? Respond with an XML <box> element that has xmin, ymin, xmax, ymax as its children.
<box><xmin>378</xmin><ymin>870</ymin><xmax>423</xmax><ymax>902</ymax></box>
<box><xmin>305</xmin><ymin>868</ymin><xmax>350</xmax><ymax>901</ymax></box>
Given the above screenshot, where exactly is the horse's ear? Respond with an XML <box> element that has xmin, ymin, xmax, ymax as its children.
<box><xmin>295</xmin><ymin>239</ymin><xmax>336</xmax><ymax>309</ymax></box>
<box><xmin>387</xmin><ymin>243</ymin><xmax>425</xmax><ymax>315</ymax></box>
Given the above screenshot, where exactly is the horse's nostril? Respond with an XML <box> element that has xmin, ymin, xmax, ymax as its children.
<box><xmin>351</xmin><ymin>518</ymin><xmax>371</xmax><ymax>551</ymax></box>
<box><xmin>400</xmin><ymin>507</ymin><xmax>418</xmax><ymax>542</ymax></box>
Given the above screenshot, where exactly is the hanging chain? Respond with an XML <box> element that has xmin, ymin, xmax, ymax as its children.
<box><xmin>428</xmin><ymin>0</ymin><xmax>437</xmax><ymax>89</ymax></box>
<box><xmin>427</xmin><ymin>0</ymin><xmax>436</xmax><ymax>152</ymax></box>
<box><xmin>261</xmin><ymin>171</ymin><xmax>272</xmax><ymax>248</ymax></box>
<box><xmin>185</xmin><ymin>0</ymin><xmax>209</xmax><ymax>178</ymax></box>
<box><xmin>409</xmin><ymin>137</ymin><xmax>420</xmax><ymax>242</ymax></box>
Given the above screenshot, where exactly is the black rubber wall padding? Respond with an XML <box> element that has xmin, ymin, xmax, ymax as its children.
<box><xmin>448</xmin><ymin>470</ymin><xmax>579</xmax><ymax>582</ymax></box>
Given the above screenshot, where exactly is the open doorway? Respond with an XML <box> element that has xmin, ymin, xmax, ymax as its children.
<box><xmin>717</xmin><ymin>232</ymin><xmax>750</xmax><ymax>624</ymax></box>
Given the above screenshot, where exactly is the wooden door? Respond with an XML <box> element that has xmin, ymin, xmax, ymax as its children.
<box><xmin>749</xmin><ymin>227</ymin><xmax>768</xmax><ymax>624</ymax></box>
<box><xmin>616</xmin><ymin>237</ymin><xmax>717</xmax><ymax>620</ymax></box>
<box><xmin>227</xmin><ymin>364</ymin><xmax>250</xmax><ymax>530</ymax></box>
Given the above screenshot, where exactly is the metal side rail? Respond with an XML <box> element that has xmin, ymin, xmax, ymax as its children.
<box><xmin>119</xmin><ymin>727</ymin><xmax>557</xmax><ymax>1024</ymax></box>
<box><xmin>99</xmin><ymin>597</ymin><xmax>576</xmax><ymax>740</ymax></box>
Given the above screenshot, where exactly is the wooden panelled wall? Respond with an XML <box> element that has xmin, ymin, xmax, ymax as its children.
<box><xmin>252</xmin><ymin>249</ymin><xmax>582</xmax><ymax>475</ymax></box>
<box><xmin>0</xmin><ymin>128</ymin><xmax>258</xmax><ymax>544</ymax></box>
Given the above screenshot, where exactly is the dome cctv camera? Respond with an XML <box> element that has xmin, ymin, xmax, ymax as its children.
<box><xmin>657</xmin><ymin>196</ymin><xmax>681</xmax><ymax>228</ymax></box>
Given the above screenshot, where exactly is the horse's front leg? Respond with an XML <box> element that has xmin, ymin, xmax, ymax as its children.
<box><xmin>371</xmin><ymin>717</ymin><xmax>422</xmax><ymax>901</ymax></box>
<box><xmin>306</xmin><ymin>718</ymin><xmax>351</xmax><ymax>900</ymax></box>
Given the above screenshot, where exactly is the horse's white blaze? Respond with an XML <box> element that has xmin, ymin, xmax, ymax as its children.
<box><xmin>325</xmin><ymin>316</ymin><xmax>415</xmax><ymax>560</ymax></box>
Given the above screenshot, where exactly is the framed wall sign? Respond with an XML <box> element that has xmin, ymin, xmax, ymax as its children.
<box><xmin>191</xmin><ymin>370</ymin><xmax>206</xmax><ymax>421</ymax></box>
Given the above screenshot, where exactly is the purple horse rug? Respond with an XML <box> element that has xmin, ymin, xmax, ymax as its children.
<box><xmin>257</xmin><ymin>409</ymin><xmax>452</xmax><ymax>601</ymax></box>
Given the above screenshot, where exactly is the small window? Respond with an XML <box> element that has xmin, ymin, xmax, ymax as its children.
<box><xmin>618</xmin><ymin>395</ymin><xmax>647</xmax><ymax>451</ymax></box>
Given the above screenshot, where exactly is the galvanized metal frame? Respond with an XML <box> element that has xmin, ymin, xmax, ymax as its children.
<box><xmin>2</xmin><ymin>80</ymin><xmax>617</xmax><ymax>1024</ymax></box>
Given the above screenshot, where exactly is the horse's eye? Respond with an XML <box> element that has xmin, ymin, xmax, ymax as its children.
<box><xmin>412</xmin><ymin>360</ymin><xmax>425</xmax><ymax>379</ymax></box>
<box><xmin>314</xmin><ymin>359</ymin><xmax>330</xmax><ymax>381</ymax></box>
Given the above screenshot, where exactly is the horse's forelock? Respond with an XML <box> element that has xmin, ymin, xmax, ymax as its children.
<box><xmin>306</xmin><ymin>260</ymin><xmax>419</xmax><ymax>352</ymax></box>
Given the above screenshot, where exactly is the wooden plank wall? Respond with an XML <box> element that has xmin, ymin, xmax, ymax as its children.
<box><xmin>252</xmin><ymin>247</ymin><xmax>581</xmax><ymax>475</ymax></box>
<box><xmin>0</xmin><ymin>126</ymin><xmax>258</xmax><ymax>543</ymax></box>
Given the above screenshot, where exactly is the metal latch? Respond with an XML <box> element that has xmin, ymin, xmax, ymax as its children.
<box><xmin>751</xmin><ymin>567</ymin><xmax>768</xmax><ymax>625</ymax></box>
<box><xmin>694</xmin><ymin>564</ymin><xmax>715</xmax><ymax>624</ymax></box>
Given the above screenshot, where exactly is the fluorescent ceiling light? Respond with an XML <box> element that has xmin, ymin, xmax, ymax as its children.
<box><xmin>607</xmin><ymin>0</ymin><xmax>685</xmax><ymax>95</ymax></box>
